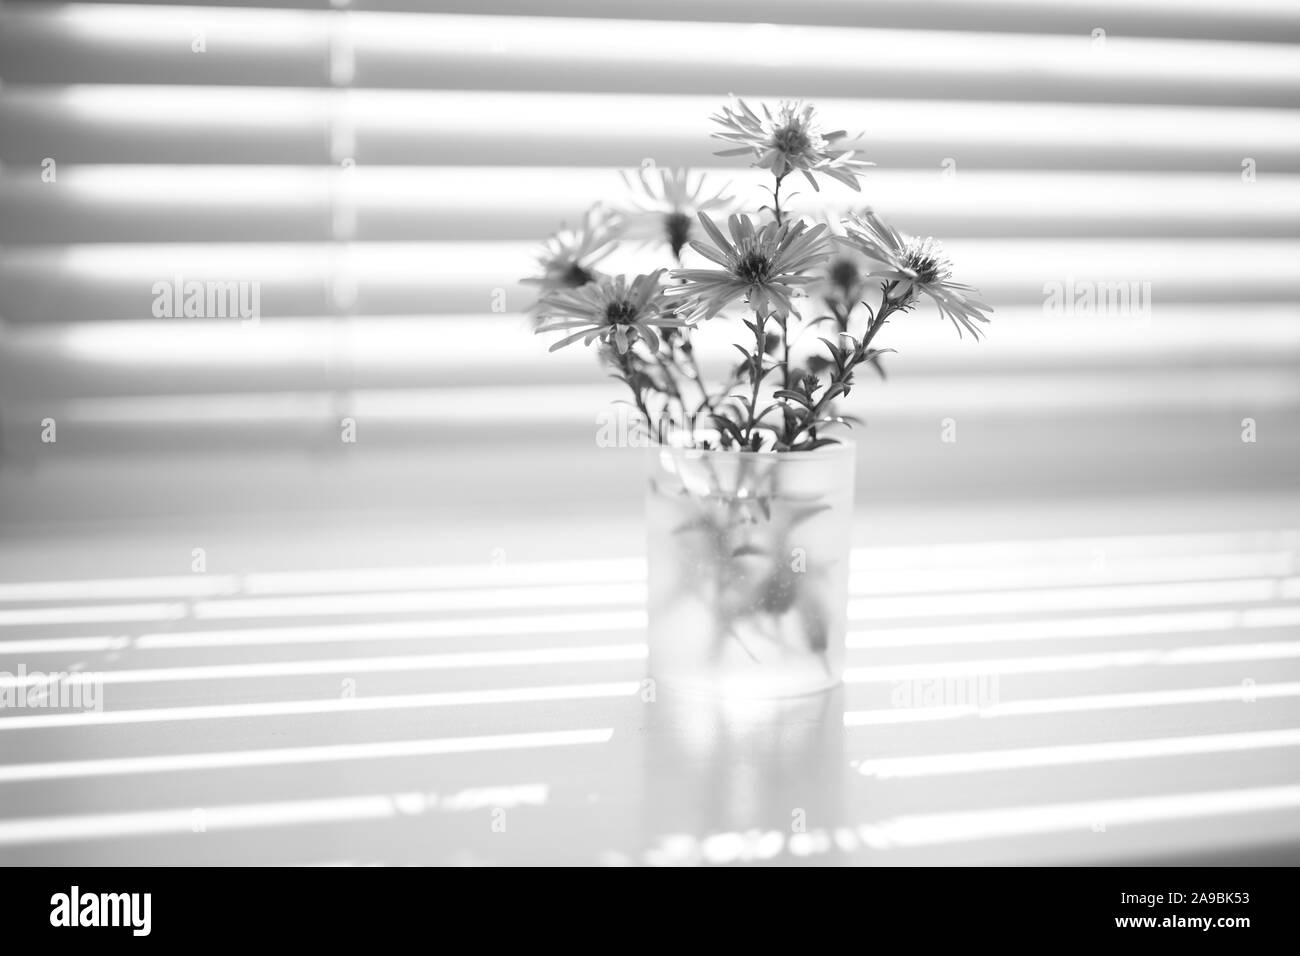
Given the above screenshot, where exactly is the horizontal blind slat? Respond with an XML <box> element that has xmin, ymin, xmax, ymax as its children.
<box><xmin>4</xmin><ymin>307</ymin><xmax>1298</xmax><ymax>401</ymax></box>
<box><xmin>4</xmin><ymin>89</ymin><xmax>1298</xmax><ymax>170</ymax></box>
<box><xmin>0</xmin><ymin>1</ymin><xmax>1294</xmax><ymax>418</ymax></box>
<box><xmin>1</xmin><ymin>239</ymin><xmax>1297</xmax><ymax>323</ymax></box>
<box><xmin>5</xmin><ymin>9</ymin><xmax>1299</xmax><ymax>107</ymax></box>
<box><xmin>5</xmin><ymin>169</ymin><xmax>1299</xmax><ymax>243</ymax></box>
<box><xmin>48</xmin><ymin>0</ymin><xmax>1300</xmax><ymax>43</ymax></box>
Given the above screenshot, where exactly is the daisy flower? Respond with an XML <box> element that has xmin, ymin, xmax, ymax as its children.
<box><xmin>839</xmin><ymin>210</ymin><xmax>993</xmax><ymax>339</ymax></box>
<box><xmin>536</xmin><ymin>270</ymin><xmax>686</xmax><ymax>354</ymax></box>
<box><xmin>667</xmin><ymin>213</ymin><xmax>832</xmax><ymax>321</ymax></box>
<box><xmin>522</xmin><ymin>204</ymin><xmax>619</xmax><ymax>295</ymax></box>
<box><xmin>619</xmin><ymin>166</ymin><xmax>732</xmax><ymax>260</ymax></box>
<box><xmin>712</xmin><ymin>99</ymin><xmax>873</xmax><ymax>192</ymax></box>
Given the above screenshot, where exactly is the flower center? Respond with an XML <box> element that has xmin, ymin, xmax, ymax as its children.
<box><xmin>828</xmin><ymin>257</ymin><xmax>860</xmax><ymax>292</ymax></box>
<box><xmin>664</xmin><ymin>211</ymin><xmax>692</xmax><ymax>259</ymax></box>
<box><xmin>770</xmin><ymin>123</ymin><xmax>811</xmax><ymax>155</ymax></box>
<box><xmin>736</xmin><ymin>250</ymin><xmax>772</xmax><ymax>284</ymax></box>
<box><xmin>560</xmin><ymin>262</ymin><xmax>593</xmax><ymax>288</ymax></box>
<box><xmin>604</xmin><ymin>300</ymin><xmax>638</xmax><ymax>325</ymax></box>
<box><xmin>903</xmin><ymin>238</ymin><xmax>951</xmax><ymax>285</ymax></box>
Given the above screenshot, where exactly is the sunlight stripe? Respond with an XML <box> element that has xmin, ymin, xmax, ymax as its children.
<box><xmin>0</xmin><ymin>636</ymin><xmax>126</xmax><ymax>655</ymax></box>
<box><xmin>0</xmin><ymin>603</ymin><xmax>186</xmax><ymax>627</ymax></box>
<box><xmin>0</xmin><ymin>682</ymin><xmax>639</xmax><ymax>731</ymax></box>
<box><xmin>191</xmin><ymin>583</ymin><xmax>645</xmax><ymax>619</ymax></box>
<box><xmin>0</xmin><ymin>728</ymin><xmax>614</xmax><ymax>783</ymax></box>
<box><xmin>848</xmin><ymin>577</ymin><xmax>1293</xmax><ymax>620</ymax></box>
<box><xmin>0</xmin><ymin>529</ymin><xmax>1290</xmax><ymax>604</ymax></box>
<box><xmin>843</xmin><ymin>640</ymin><xmax>1300</xmax><ymax>684</ymax></box>
<box><xmin>5</xmin><ymin>604</ymin><xmax>1296</xmax><ymax>657</ymax></box>
<box><xmin>857</xmin><ymin>727</ymin><xmax>1300</xmax><ymax>778</ymax></box>
<box><xmin>853</xmin><ymin>605</ymin><xmax>1300</xmax><ymax>648</ymax></box>
<box><xmin>133</xmin><ymin>610</ymin><xmax>646</xmax><ymax>650</ymax></box>
<box><xmin>0</xmin><ymin>644</ymin><xmax>647</xmax><ymax>687</ymax></box>
<box><xmin>859</xmin><ymin>785</ymin><xmax>1300</xmax><ymax>849</ymax></box>
<box><xmin>1</xmin><ymin>575</ymin><xmax>1289</xmax><ymax>629</ymax></box>
<box><xmin>848</xmin><ymin>609</ymin><xmax>1240</xmax><ymax>648</ymax></box>
<box><xmin>843</xmin><ymin>681</ymin><xmax>1300</xmax><ymax>726</ymax></box>
<box><xmin>0</xmin><ymin>796</ymin><xmax>399</xmax><ymax>846</ymax></box>
<box><xmin>0</xmin><ymin>639</ymin><xmax>1292</xmax><ymax>690</ymax></box>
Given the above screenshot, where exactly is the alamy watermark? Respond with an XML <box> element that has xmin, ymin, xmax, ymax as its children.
<box><xmin>0</xmin><ymin>666</ymin><xmax>103</xmax><ymax>712</ymax></box>
<box><xmin>1043</xmin><ymin>276</ymin><xmax>1152</xmax><ymax>324</ymax></box>
<box><xmin>891</xmin><ymin>674</ymin><xmax>999</xmax><ymax>710</ymax></box>
<box><xmin>596</xmin><ymin>405</ymin><xmax>701</xmax><ymax>448</ymax></box>
<box><xmin>152</xmin><ymin>275</ymin><xmax>261</xmax><ymax>325</ymax></box>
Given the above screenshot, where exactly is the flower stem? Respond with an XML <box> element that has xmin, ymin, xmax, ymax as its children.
<box><xmin>771</xmin><ymin>172</ymin><xmax>787</xmax><ymax>226</ymax></box>
<box><xmin>798</xmin><ymin>296</ymin><xmax>898</xmax><ymax>442</ymax></box>
<box><xmin>670</xmin><ymin>248</ymin><xmax>717</xmax><ymax>422</ymax></box>
<box><xmin>651</xmin><ymin>347</ymin><xmax>691</xmax><ymax>436</ymax></box>
<box><xmin>744</xmin><ymin>312</ymin><xmax>767</xmax><ymax>448</ymax></box>
<box><xmin>863</xmin><ymin>301</ymin><xmax>892</xmax><ymax>350</ymax></box>
<box><xmin>777</xmin><ymin>314</ymin><xmax>793</xmax><ymax>444</ymax></box>
<box><xmin>777</xmin><ymin>315</ymin><xmax>791</xmax><ymax>391</ymax></box>
<box><xmin>615</xmin><ymin>349</ymin><xmax>656</xmax><ymax>441</ymax></box>
<box><xmin>679</xmin><ymin>339</ymin><xmax>716</xmax><ymax>421</ymax></box>
<box><xmin>769</xmin><ymin>172</ymin><xmax>789</xmax><ymax>443</ymax></box>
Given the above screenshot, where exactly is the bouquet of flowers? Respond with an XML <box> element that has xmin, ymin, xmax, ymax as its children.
<box><xmin>524</xmin><ymin>99</ymin><xmax>992</xmax><ymax>452</ymax></box>
<box><xmin>523</xmin><ymin>99</ymin><xmax>993</xmax><ymax>695</ymax></box>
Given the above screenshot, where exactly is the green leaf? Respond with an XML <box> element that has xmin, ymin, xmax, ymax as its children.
<box><xmin>773</xmin><ymin>389</ymin><xmax>813</xmax><ymax>408</ymax></box>
<box><xmin>821</xmin><ymin>381</ymin><xmax>849</xmax><ymax>403</ymax></box>
<box><xmin>709</xmin><ymin>414</ymin><xmax>744</xmax><ymax>444</ymax></box>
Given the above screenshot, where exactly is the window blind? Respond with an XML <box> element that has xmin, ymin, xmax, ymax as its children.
<box><xmin>0</xmin><ymin>0</ymin><xmax>1297</xmax><ymax>473</ymax></box>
